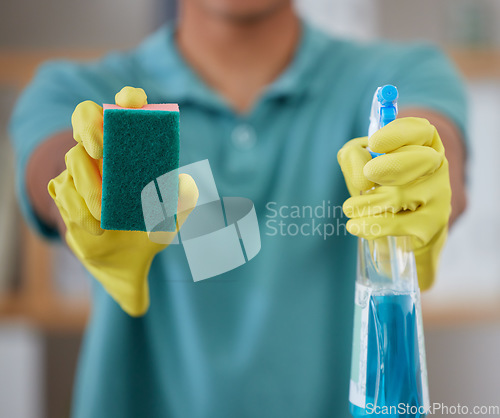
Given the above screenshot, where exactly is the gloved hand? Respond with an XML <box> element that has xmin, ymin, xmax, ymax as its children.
<box><xmin>48</xmin><ymin>86</ymin><xmax>198</xmax><ymax>316</ymax></box>
<box><xmin>337</xmin><ymin>117</ymin><xmax>451</xmax><ymax>289</ymax></box>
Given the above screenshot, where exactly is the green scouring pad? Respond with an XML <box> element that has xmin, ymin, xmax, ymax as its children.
<box><xmin>101</xmin><ymin>103</ymin><xmax>180</xmax><ymax>231</ymax></box>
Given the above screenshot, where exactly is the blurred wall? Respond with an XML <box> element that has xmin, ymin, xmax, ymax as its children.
<box><xmin>0</xmin><ymin>2</ymin><xmax>178</xmax><ymax>418</ymax></box>
<box><xmin>378</xmin><ymin>0</ymin><xmax>500</xmax><ymax>47</ymax></box>
<box><xmin>427</xmin><ymin>324</ymin><xmax>500</xmax><ymax>413</ymax></box>
<box><xmin>295</xmin><ymin>0</ymin><xmax>377</xmax><ymax>40</ymax></box>
<box><xmin>0</xmin><ymin>325</ymin><xmax>43</xmax><ymax>418</ymax></box>
<box><xmin>0</xmin><ymin>0</ymin><xmax>169</xmax><ymax>49</ymax></box>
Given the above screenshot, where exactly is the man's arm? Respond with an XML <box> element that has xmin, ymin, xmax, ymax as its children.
<box><xmin>25</xmin><ymin>130</ymin><xmax>74</xmax><ymax>235</ymax></box>
<box><xmin>29</xmin><ymin>111</ymin><xmax>466</xmax><ymax>236</ymax></box>
<box><xmin>399</xmin><ymin>108</ymin><xmax>467</xmax><ymax>226</ymax></box>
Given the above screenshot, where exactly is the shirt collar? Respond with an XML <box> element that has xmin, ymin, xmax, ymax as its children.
<box><xmin>137</xmin><ymin>20</ymin><xmax>331</xmax><ymax>110</ymax></box>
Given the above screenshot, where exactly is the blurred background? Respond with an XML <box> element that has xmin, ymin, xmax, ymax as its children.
<box><xmin>1</xmin><ymin>0</ymin><xmax>499</xmax><ymax>417</ymax></box>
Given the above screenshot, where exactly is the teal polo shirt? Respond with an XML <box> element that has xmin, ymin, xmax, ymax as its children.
<box><xmin>10</xmin><ymin>21</ymin><xmax>466</xmax><ymax>418</ymax></box>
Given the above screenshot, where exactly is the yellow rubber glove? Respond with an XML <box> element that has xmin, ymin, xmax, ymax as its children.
<box><xmin>337</xmin><ymin>117</ymin><xmax>451</xmax><ymax>290</ymax></box>
<box><xmin>48</xmin><ymin>87</ymin><xmax>199</xmax><ymax>316</ymax></box>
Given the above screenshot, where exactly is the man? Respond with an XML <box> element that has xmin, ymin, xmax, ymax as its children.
<box><xmin>10</xmin><ymin>0</ymin><xmax>467</xmax><ymax>416</ymax></box>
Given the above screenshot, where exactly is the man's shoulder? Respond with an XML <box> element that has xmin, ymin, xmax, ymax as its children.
<box><xmin>306</xmin><ymin>23</ymin><xmax>449</xmax><ymax>85</ymax></box>
<box><xmin>311</xmin><ymin>23</ymin><xmax>441</xmax><ymax>66</ymax></box>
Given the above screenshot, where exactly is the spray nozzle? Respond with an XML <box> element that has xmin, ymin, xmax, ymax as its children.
<box><xmin>368</xmin><ymin>85</ymin><xmax>399</xmax><ymax>158</ymax></box>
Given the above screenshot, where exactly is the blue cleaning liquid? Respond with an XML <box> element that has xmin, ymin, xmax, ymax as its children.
<box><xmin>350</xmin><ymin>292</ymin><xmax>427</xmax><ymax>417</ymax></box>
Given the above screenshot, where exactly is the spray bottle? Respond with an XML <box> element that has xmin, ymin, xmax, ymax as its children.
<box><xmin>349</xmin><ymin>85</ymin><xmax>430</xmax><ymax>418</ymax></box>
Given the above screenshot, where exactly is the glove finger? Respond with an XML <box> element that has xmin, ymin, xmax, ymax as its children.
<box><xmin>364</xmin><ymin>145</ymin><xmax>444</xmax><ymax>186</ymax></box>
<box><xmin>369</xmin><ymin>117</ymin><xmax>442</xmax><ymax>154</ymax></box>
<box><xmin>177</xmin><ymin>173</ymin><xmax>199</xmax><ymax>226</ymax></box>
<box><xmin>71</xmin><ymin>101</ymin><xmax>104</xmax><ymax>159</ymax></box>
<box><xmin>337</xmin><ymin>137</ymin><xmax>375</xmax><ymax>195</ymax></box>
<box><xmin>48</xmin><ymin>179</ymin><xmax>72</xmax><ymax>233</ymax></box>
<box><xmin>115</xmin><ymin>86</ymin><xmax>148</xmax><ymax>108</ymax></box>
<box><xmin>65</xmin><ymin>143</ymin><xmax>102</xmax><ymax>221</ymax></box>
<box><xmin>346</xmin><ymin>206</ymin><xmax>441</xmax><ymax>249</ymax></box>
<box><xmin>342</xmin><ymin>186</ymin><xmax>417</xmax><ymax>218</ymax></box>
<box><xmin>148</xmin><ymin>174</ymin><xmax>199</xmax><ymax>245</ymax></box>
<box><xmin>48</xmin><ymin>170</ymin><xmax>103</xmax><ymax>236</ymax></box>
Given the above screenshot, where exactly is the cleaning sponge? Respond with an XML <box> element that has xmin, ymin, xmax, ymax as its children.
<box><xmin>101</xmin><ymin>103</ymin><xmax>180</xmax><ymax>231</ymax></box>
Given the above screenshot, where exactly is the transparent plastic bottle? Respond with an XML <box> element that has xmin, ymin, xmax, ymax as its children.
<box><xmin>349</xmin><ymin>236</ymin><xmax>429</xmax><ymax>417</ymax></box>
<box><xmin>349</xmin><ymin>86</ymin><xmax>430</xmax><ymax>417</ymax></box>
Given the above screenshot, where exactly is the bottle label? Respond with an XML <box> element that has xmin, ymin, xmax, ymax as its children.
<box><xmin>349</xmin><ymin>283</ymin><xmax>371</xmax><ymax>408</ymax></box>
<box><xmin>415</xmin><ymin>290</ymin><xmax>430</xmax><ymax>410</ymax></box>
